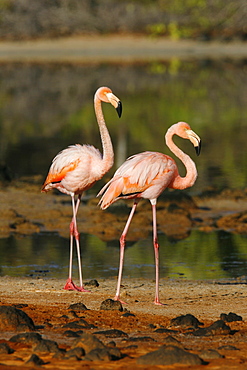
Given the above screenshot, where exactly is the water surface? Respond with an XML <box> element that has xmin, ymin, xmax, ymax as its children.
<box><xmin>1</xmin><ymin>231</ymin><xmax>247</xmax><ymax>281</ymax></box>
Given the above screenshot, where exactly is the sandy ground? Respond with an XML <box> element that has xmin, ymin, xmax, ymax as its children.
<box><xmin>1</xmin><ymin>275</ymin><xmax>247</xmax><ymax>321</ymax></box>
<box><xmin>1</xmin><ymin>276</ymin><xmax>247</xmax><ymax>369</ymax></box>
<box><xmin>0</xmin><ymin>35</ymin><xmax>246</xmax><ymax>63</ymax></box>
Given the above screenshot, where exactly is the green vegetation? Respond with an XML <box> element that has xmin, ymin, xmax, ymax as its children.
<box><xmin>0</xmin><ymin>0</ymin><xmax>245</xmax><ymax>40</ymax></box>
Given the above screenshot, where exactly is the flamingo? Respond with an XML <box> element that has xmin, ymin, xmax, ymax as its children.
<box><xmin>42</xmin><ymin>86</ymin><xmax>122</xmax><ymax>292</ymax></box>
<box><xmin>98</xmin><ymin>121</ymin><xmax>201</xmax><ymax>305</ymax></box>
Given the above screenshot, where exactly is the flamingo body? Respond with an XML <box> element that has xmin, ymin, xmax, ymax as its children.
<box><xmin>42</xmin><ymin>86</ymin><xmax>122</xmax><ymax>292</ymax></box>
<box><xmin>98</xmin><ymin>121</ymin><xmax>201</xmax><ymax>305</ymax></box>
<box><xmin>99</xmin><ymin>151</ymin><xmax>178</xmax><ymax>208</ymax></box>
<box><xmin>42</xmin><ymin>144</ymin><xmax>105</xmax><ymax>195</ymax></box>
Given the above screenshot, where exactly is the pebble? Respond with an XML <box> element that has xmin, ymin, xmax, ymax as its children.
<box><xmin>84</xmin><ymin>279</ymin><xmax>99</xmax><ymax>287</ymax></box>
<box><xmin>94</xmin><ymin>329</ymin><xmax>128</xmax><ymax>338</ymax></box>
<box><xmin>9</xmin><ymin>332</ymin><xmax>42</xmax><ymax>345</ymax></box>
<box><xmin>34</xmin><ymin>338</ymin><xmax>61</xmax><ymax>354</ymax></box>
<box><xmin>25</xmin><ymin>354</ymin><xmax>46</xmax><ymax>366</ymax></box>
<box><xmin>199</xmin><ymin>349</ymin><xmax>224</xmax><ymax>360</ymax></box>
<box><xmin>193</xmin><ymin>320</ymin><xmax>231</xmax><ymax>336</ymax></box>
<box><xmin>220</xmin><ymin>312</ymin><xmax>243</xmax><ymax>322</ymax></box>
<box><xmin>68</xmin><ymin>302</ymin><xmax>88</xmax><ymax>311</ymax></box>
<box><xmin>100</xmin><ymin>298</ymin><xmax>123</xmax><ymax>311</ymax></box>
<box><xmin>0</xmin><ymin>305</ymin><xmax>35</xmax><ymax>331</ymax></box>
<box><xmin>137</xmin><ymin>345</ymin><xmax>203</xmax><ymax>366</ymax></box>
<box><xmin>170</xmin><ymin>313</ymin><xmax>203</xmax><ymax>328</ymax></box>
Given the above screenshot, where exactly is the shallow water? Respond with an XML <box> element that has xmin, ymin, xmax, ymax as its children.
<box><xmin>1</xmin><ymin>230</ymin><xmax>247</xmax><ymax>281</ymax></box>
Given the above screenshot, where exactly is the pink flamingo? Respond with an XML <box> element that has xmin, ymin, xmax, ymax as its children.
<box><xmin>98</xmin><ymin>122</ymin><xmax>201</xmax><ymax>305</ymax></box>
<box><xmin>42</xmin><ymin>87</ymin><xmax>122</xmax><ymax>292</ymax></box>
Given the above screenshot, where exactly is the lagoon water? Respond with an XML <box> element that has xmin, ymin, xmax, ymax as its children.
<box><xmin>0</xmin><ymin>231</ymin><xmax>247</xmax><ymax>282</ymax></box>
<box><xmin>0</xmin><ymin>57</ymin><xmax>246</xmax><ymax>281</ymax></box>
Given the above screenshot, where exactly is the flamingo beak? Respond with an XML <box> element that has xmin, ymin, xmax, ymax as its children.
<box><xmin>195</xmin><ymin>141</ymin><xmax>201</xmax><ymax>156</ymax></box>
<box><xmin>116</xmin><ymin>101</ymin><xmax>122</xmax><ymax>118</ymax></box>
<box><xmin>106</xmin><ymin>92</ymin><xmax>122</xmax><ymax>118</ymax></box>
<box><xmin>186</xmin><ymin>129</ymin><xmax>201</xmax><ymax>156</ymax></box>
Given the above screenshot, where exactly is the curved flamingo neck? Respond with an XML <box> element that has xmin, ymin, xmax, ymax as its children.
<box><xmin>94</xmin><ymin>95</ymin><xmax>114</xmax><ymax>174</ymax></box>
<box><xmin>165</xmin><ymin>125</ymin><xmax>198</xmax><ymax>190</ymax></box>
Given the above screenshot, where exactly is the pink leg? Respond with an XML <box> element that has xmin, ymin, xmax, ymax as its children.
<box><xmin>114</xmin><ymin>200</ymin><xmax>139</xmax><ymax>303</ymax></box>
<box><xmin>64</xmin><ymin>194</ymin><xmax>89</xmax><ymax>292</ymax></box>
<box><xmin>151</xmin><ymin>200</ymin><xmax>164</xmax><ymax>305</ymax></box>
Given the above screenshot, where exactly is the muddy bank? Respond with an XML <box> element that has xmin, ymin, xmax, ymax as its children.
<box><xmin>0</xmin><ymin>178</ymin><xmax>246</xmax><ymax>240</ymax></box>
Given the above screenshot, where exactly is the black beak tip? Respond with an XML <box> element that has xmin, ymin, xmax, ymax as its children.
<box><xmin>116</xmin><ymin>101</ymin><xmax>122</xmax><ymax>118</ymax></box>
<box><xmin>195</xmin><ymin>140</ymin><xmax>201</xmax><ymax>156</ymax></box>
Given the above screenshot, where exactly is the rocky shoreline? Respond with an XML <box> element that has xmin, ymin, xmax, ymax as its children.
<box><xmin>0</xmin><ymin>276</ymin><xmax>247</xmax><ymax>369</ymax></box>
<box><xmin>0</xmin><ymin>178</ymin><xmax>246</xmax><ymax>239</ymax></box>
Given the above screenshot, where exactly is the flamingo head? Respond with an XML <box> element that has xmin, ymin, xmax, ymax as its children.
<box><xmin>95</xmin><ymin>86</ymin><xmax>122</xmax><ymax>117</ymax></box>
<box><xmin>175</xmin><ymin>122</ymin><xmax>201</xmax><ymax>156</ymax></box>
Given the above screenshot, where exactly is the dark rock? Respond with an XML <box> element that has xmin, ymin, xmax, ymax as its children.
<box><xmin>170</xmin><ymin>314</ymin><xmax>203</xmax><ymax>328</ymax></box>
<box><xmin>63</xmin><ymin>318</ymin><xmax>95</xmax><ymax>329</ymax></box>
<box><xmin>63</xmin><ymin>330</ymin><xmax>81</xmax><ymax>338</ymax></box>
<box><xmin>34</xmin><ymin>339</ymin><xmax>61</xmax><ymax>354</ymax></box>
<box><xmin>154</xmin><ymin>328</ymin><xmax>178</xmax><ymax>334</ymax></box>
<box><xmin>65</xmin><ymin>310</ymin><xmax>79</xmax><ymax>319</ymax></box>
<box><xmin>122</xmin><ymin>312</ymin><xmax>135</xmax><ymax>317</ymax></box>
<box><xmin>137</xmin><ymin>345</ymin><xmax>203</xmax><ymax>366</ymax></box>
<box><xmin>218</xmin><ymin>345</ymin><xmax>239</xmax><ymax>351</ymax></box>
<box><xmin>220</xmin><ymin>312</ymin><xmax>243</xmax><ymax>322</ymax></box>
<box><xmin>0</xmin><ymin>305</ymin><xmax>35</xmax><ymax>331</ymax></box>
<box><xmin>72</xmin><ymin>332</ymin><xmax>105</xmax><ymax>353</ymax></box>
<box><xmin>199</xmin><ymin>349</ymin><xmax>224</xmax><ymax>360</ymax></box>
<box><xmin>0</xmin><ymin>343</ymin><xmax>14</xmax><ymax>354</ymax></box>
<box><xmin>108</xmin><ymin>347</ymin><xmax>122</xmax><ymax>360</ymax></box>
<box><xmin>84</xmin><ymin>279</ymin><xmax>99</xmax><ymax>287</ymax></box>
<box><xmin>100</xmin><ymin>299</ymin><xmax>123</xmax><ymax>311</ymax></box>
<box><xmin>84</xmin><ymin>348</ymin><xmax>112</xmax><ymax>361</ymax></box>
<box><xmin>9</xmin><ymin>332</ymin><xmax>42</xmax><ymax>345</ymax></box>
<box><xmin>127</xmin><ymin>336</ymin><xmax>155</xmax><ymax>342</ymax></box>
<box><xmin>26</xmin><ymin>354</ymin><xmax>45</xmax><ymax>365</ymax></box>
<box><xmin>193</xmin><ymin>320</ymin><xmax>231</xmax><ymax>337</ymax></box>
<box><xmin>68</xmin><ymin>302</ymin><xmax>88</xmax><ymax>311</ymax></box>
<box><xmin>84</xmin><ymin>347</ymin><xmax>122</xmax><ymax>361</ymax></box>
<box><xmin>94</xmin><ymin>329</ymin><xmax>128</xmax><ymax>338</ymax></box>
<box><xmin>65</xmin><ymin>347</ymin><xmax>85</xmax><ymax>359</ymax></box>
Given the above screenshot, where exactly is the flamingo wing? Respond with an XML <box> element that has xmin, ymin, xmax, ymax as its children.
<box><xmin>41</xmin><ymin>144</ymin><xmax>84</xmax><ymax>192</ymax></box>
<box><xmin>98</xmin><ymin>151</ymin><xmax>177</xmax><ymax>209</ymax></box>
<box><xmin>42</xmin><ymin>159</ymin><xmax>80</xmax><ymax>191</ymax></box>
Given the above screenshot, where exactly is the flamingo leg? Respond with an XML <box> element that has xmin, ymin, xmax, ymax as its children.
<box><xmin>64</xmin><ymin>194</ymin><xmax>89</xmax><ymax>292</ymax></box>
<box><xmin>151</xmin><ymin>200</ymin><xmax>164</xmax><ymax>305</ymax></box>
<box><xmin>114</xmin><ymin>200</ymin><xmax>139</xmax><ymax>303</ymax></box>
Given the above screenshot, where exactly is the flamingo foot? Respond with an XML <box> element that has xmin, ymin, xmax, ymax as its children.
<box><xmin>114</xmin><ymin>295</ymin><xmax>127</xmax><ymax>305</ymax></box>
<box><xmin>63</xmin><ymin>279</ymin><xmax>90</xmax><ymax>292</ymax></box>
<box><xmin>154</xmin><ymin>298</ymin><xmax>166</xmax><ymax>306</ymax></box>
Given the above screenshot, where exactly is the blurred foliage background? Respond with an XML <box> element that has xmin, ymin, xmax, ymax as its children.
<box><xmin>0</xmin><ymin>0</ymin><xmax>246</xmax><ymax>41</ymax></box>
